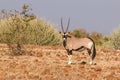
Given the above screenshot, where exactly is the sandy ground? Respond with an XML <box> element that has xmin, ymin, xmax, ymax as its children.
<box><xmin>0</xmin><ymin>44</ymin><xmax>120</xmax><ymax>80</ymax></box>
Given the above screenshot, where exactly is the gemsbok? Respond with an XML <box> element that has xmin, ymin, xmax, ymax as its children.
<box><xmin>60</xmin><ymin>18</ymin><xmax>96</xmax><ymax>65</ymax></box>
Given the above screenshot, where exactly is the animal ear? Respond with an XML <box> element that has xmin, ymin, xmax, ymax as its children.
<box><xmin>59</xmin><ymin>31</ymin><xmax>62</xmax><ymax>34</ymax></box>
<box><xmin>68</xmin><ymin>32</ymin><xmax>71</xmax><ymax>34</ymax></box>
<box><xmin>67</xmin><ymin>35</ymin><xmax>71</xmax><ymax>38</ymax></box>
<box><xmin>59</xmin><ymin>31</ymin><xmax>64</xmax><ymax>34</ymax></box>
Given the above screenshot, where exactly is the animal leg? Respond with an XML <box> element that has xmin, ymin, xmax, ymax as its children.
<box><xmin>67</xmin><ymin>50</ymin><xmax>72</xmax><ymax>64</ymax></box>
<box><xmin>87</xmin><ymin>49</ymin><xmax>93</xmax><ymax>64</ymax></box>
<box><xmin>68</xmin><ymin>55</ymin><xmax>72</xmax><ymax>64</ymax></box>
<box><xmin>87</xmin><ymin>49</ymin><xmax>91</xmax><ymax>55</ymax></box>
<box><xmin>89</xmin><ymin>58</ymin><xmax>93</xmax><ymax>65</ymax></box>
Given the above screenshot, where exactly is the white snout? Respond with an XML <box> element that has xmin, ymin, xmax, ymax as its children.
<box><xmin>63</xmin><ymin>38</ymin><xmax>66</xmax><ymax>40</ymax></box>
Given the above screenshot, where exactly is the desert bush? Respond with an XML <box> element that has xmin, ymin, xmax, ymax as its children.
<box><xmin>101</xmin><ymin>35</ymin><xmax>113</xmax><ymax>49</ymax></box>
<box><xmin>25</xmin><ymin>19</ymin><xmax>62</xmax><ymax>45</ymax></box>
<box><xmin>102</xmin><ymin>27</ymin><xmax>120</xmax><ymax>50</ymax></box>
<box><xmin>110</xmin><ymin>27</ymin><xmax>120</xmax><ymax>50</ymax></box>
<box><xmin>72</xmin><ymin>28</ymin><xmax>88</xmax><ymax>38</ymax></box>
<box><xmin>0</xmin><ymin>19</ymin><xmax>62</xmax><ymax>46</ymax></box>
<box><xmin>90</xmin><ymin>32</ymin><xmax>103</xmax><ymax>46</ymax></box>
<box><xmin>0</xmin><ymin>4</ymin><xmax>36</xmax><ymax>55</ymax></box>
<box><xmin>0</xmin><ymin>4</ymin><xmax>62</xmax><ymax>55</ymax></box>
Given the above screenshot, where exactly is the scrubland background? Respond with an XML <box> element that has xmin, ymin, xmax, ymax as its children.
<box><xmin>0</xmin><ymin>5</ymin><xmax>120</xmax><ymax>80</ymax></box>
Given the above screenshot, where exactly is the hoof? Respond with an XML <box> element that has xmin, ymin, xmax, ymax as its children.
<box><xmin>89</xmin><ymin>61</ymin><xmax>93</xmax><ymax>65</ymax></box>
<box><xmin>68</xmin><ymin>61</ymin><xmax>72</xmax><ymax>65</ymax></box>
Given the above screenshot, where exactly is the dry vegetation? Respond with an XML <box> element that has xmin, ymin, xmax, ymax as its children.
<box><xmin>0</xmin><ymin>4</ymin><xmax>120</xmax><ymax>80</ymax></box>
<box><xmin>0</xmin><ymin>44</ymin><xmax>120</xmax><ymax>80</ymax></box>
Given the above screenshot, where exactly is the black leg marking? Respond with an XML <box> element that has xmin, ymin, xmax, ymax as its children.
<box><xmin>67</xmin><ymin>50</ymin><xmax>73</xmax><ymax>64</ymax></box>
<box><xmin>87</xmin><ymin>49</ymin><xmax>91</xmax><ymax>55</ymax></box>
<box><xmin>67</xmin><ymin>49</ymin><xmax>72</xmax><ymax>55</ymax></box>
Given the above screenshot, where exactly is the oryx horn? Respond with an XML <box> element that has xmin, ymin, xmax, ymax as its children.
<box><xmin>66</xmin><ymin>18</ymin><xmax>70</xmax><ymax>33</ymax></box>
<box><xmin>61</xmin><ymin>18</ymin><xmax>64</xmax><ymax>33</ymax></box>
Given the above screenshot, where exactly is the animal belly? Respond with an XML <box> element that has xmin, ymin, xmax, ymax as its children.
<box><xmin>66</xmin><ymin>44</ymin><xmax>73</xmax><ymax>50</ymax></box>
<box><xmin>72</xmin><ymin>43</ymin><xmax>83</xmax><ymax>49</ymax></box>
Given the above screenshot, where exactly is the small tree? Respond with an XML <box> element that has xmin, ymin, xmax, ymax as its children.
<box><xmin>0</xmin><ymin>4</ymin><xmax>36</xmax><ymax>55</ymax></box>
<box><xmin>0</xmin><ymin>4</ymin><xmax>62</xmax><ymax>55</ymax></box>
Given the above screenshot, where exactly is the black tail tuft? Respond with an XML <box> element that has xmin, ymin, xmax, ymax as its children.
<box><xmin>92</xmin><ymin>43</ymin><xmax>96</xmax><ymax>60</ymax></box>
<box><xmin>87</xmin><ymin>37</ymin><xmax>96</xmax><ymax>60</ymax></box>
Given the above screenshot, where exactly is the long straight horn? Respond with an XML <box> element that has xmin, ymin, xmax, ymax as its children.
<box><xmin>61</xmin><ymin>18</ymin><xmax>64</xmax><ymax>33</ymax></box>
<box><xmin>66</xmin><ymin>18</ymin><xmax>70</xmax><ymax>33</ymax></box>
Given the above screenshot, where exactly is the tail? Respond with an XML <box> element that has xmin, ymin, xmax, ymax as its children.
<box><xmin>87</xmin><ymin>37</ymin><xmax>96</xmax><ymax>60</ymax></box>
<box><xmin>92</xmin><ymin>41</ymin><xmax>96</xmax><ymax>60</ymax></box>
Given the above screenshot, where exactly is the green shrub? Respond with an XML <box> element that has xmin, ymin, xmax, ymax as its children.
<box><xmin>110</xmin><ymin>27</ymin><xmax>120</xmax><ymax>50</ymax></box>
<box><xmin>101</xmin><ymin>35</ymin><xmax>113</xmax><ymax>49</ymax></box>
<box><xmin>0</xmin><ymin>18</ymin><xmax>62</xmax><ymax>45</ymax></box>
<box><xmin>72</xmin><ymin>28</ymin><xmax>88</xmax><ymax>38</ymax></box>
<box><xmin>90</xmin><ymin>32</ymin><xmax>103</xmax><ymax>46</ymax></box>
<box><xmin>0</xmin><ymin>4</ymin><xmax>62</xmax><ymax>55</ymax></box>
<box><xmin>25</xmin><ymin>19</ymin><xmax>62</xmax><ymax>45</ymax></box>
<box><xmin>102</xmin><ymin>27</ymin><xmax>120</xmax><ymax>50</ymax></box>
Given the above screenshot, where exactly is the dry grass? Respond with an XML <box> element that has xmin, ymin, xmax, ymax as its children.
<box><xmin>0</xmin><ymin>44</ymin><xmax>120</xmax><ymax>80</ymax></box>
